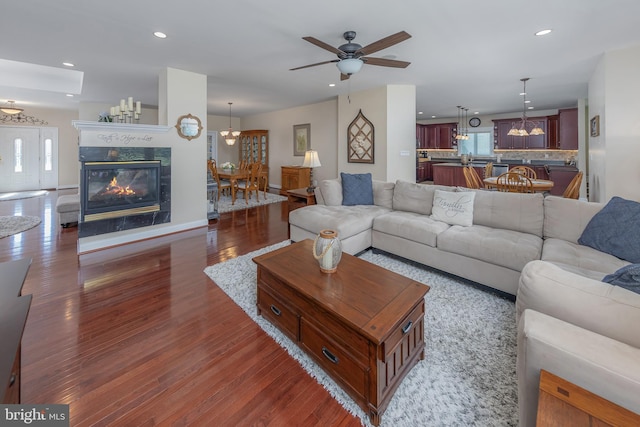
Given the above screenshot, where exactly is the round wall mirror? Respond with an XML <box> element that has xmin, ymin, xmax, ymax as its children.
<box><xmin>175</xmin><ymin>113</ymin><xmax>203</xmax><ymax>140</ymax></box>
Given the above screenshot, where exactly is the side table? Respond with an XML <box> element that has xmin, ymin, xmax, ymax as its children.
<box><xmin>287</xmin><ymin>187</ymin><xmax>315</xmax><ymax>212</ymax></box>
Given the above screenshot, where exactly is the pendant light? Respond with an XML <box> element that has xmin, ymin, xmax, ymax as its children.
<box><xmin>508</xmin><ymin>78</ymin><xmax>545</xmax><ymax>137</ymax></box>
<box><xmin>220</xmin><ymin>102</ymin><xmax>241</xmax><ymax>146</ymax></box>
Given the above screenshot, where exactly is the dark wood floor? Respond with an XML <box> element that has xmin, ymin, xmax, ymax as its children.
<box><xmin>0</xmin><ymin>190</ymin><xmax>360</xmax><ymax>426</ymax></box>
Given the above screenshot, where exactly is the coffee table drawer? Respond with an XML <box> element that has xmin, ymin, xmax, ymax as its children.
<box><xmin>382</xmin><ymin>301</ymin><xmax>425</xmax><ymax>360</ymax></box>
<box><xmin>300</xmin><ymin>318</ymin><xmax>367</xmax><ymax>399</ymax></box>
<box><xmin>257</xmin><ymin>287</ymin><xmax>299</xmax><ymax>341</ymax></box>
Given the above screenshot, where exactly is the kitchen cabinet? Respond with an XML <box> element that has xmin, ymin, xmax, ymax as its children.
<box><xmin>416</xmin><ymin>161</ymin><xmax>434</xmax><ymax>182</ymax></box>
<box><xmin>558</xmin><ymin>108</ymin><xmax>578</xmax><ymax>150</ymax></box>
<box><xmin>547</xmin><ymin>115</ymin><xmax>559</xmax><ymax>149</ymax></box>
<box><xmin>493</xmin><ymin>118</ymin><xmax>548</xmax><ymax>149</ymax></box>
<box><xmin>416</xmin><ymin>123</ymin><xmax>457</xmax><ymax>149</ymax></box>
<box><xmin>432</xmin><ymin>163</ymin><xmax>484</xmax><ymax>187</ymax></box>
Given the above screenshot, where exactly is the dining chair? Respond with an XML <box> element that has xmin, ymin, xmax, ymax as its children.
<box><xmin>510</xmin><ymin>165</ymin><xmax>537</xmax><ymax>179</ymax></box>
<box><xmin>207</xmin><ymin>159</ymin><xmax>233</xmax><ymax>200</ymax></box>
<box><xmin>484</xmin><ymin>162</ymin><xmax>494</xmax><ymax>178</ymax></box>
<box><xmin>239</xmin><ymin>159</ymin><xmax>249</xmax><ymax>170</ymax></box>
<box><xmin>236</xmin><ymin>162</ymin><xmax>262</xmax><ymax>204</ymax></box>
<box><xmin>496</xmin><ymin>172</ymin><xmax>534</xmax><ymax>193</ymax></box>
<box><xmin>562</xmin><ymin>171</ymin><xmax>583</xmax><ymax>199</ymax></box>
<box><xmin>463</xmin><ymin>166</ymin><xmax>483</xmax><ymax>189</ymax></box>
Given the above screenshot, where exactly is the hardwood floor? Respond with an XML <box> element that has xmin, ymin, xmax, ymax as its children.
<box><xmin>0</xmin><ymin>190</ymin><xmax>360</xmax><ymax>426</ymax></box>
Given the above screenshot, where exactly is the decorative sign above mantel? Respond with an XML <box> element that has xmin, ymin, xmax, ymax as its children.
<box><xmin>347</xmin><ymin>109</ymin><xmax>374</xmax><ymax>163</ymax></box>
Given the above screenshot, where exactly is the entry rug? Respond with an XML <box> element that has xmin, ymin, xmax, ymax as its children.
<box><xmin>0</xmin><ymin>215</ymin><xmax>41</xmax><ymax>238</ymax></box>
<box><xmin>216</xmin><ymin>192</ymin><xmax>286</xmax><ymax>214</ymax></box>
<box><xmin>204</xmin><ymin>241</ymin><xmax>518</xmax><ymax>426</ymax></box>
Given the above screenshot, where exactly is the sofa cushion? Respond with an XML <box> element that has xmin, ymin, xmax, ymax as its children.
<box><xmin>392</xmin><ymin>180</ymin><xmax>454</xmax><ymax>215</ymax></box>
<box><xmin>461</xmin><ymin>188</ymin><xmax>544</xmax><ymax>237</ymax></box>
<box><xmin>288</xmin><ymin>204</ymin><xmax>390</xmax><ymax>240</ymax></box>
<box><xmin>373</xmin><ymin>211</ymin><xmax>450</xmax><ymax>248</ymax></box>
<box><xmin>541</xmin><ymin>238</ymin><xmax>629</xmax><ymax>280</ymax></box>
<box><xmin>431</xmin><ymin>189</ymin><xmax>475</xmax><ymax>227</ymax></box>
<box><xmin>543</xmin><ymin>196</ymin><xmax>603</xmax><ymax>243</ymax></box>
<box><xmin>438</xmin><ymin>225</ymin><xmax>542</xmax><ymax>271</ymax></box>
<box><xmin>578</xmin><ymin>196</ymin><xmax>640</xmax><ymax>263</ymax></box>
<box><xmin>603</xmin><ymin>264</ymin><xmax>640</xmax><ymax>294</ymax></box>
<box><xmin>319</xmin><ymin>179</ymin><xmax>343</xmax><ymax>206</ymax></box>
<box><xmin>341</xmin><ymin>172</ymin><xmax>374</xmax><ymax>205</ymax></box>
<box><xmin>372</xmin><ymin>180</ymin><xmax>395</xmax><ymax>209</ymax></box>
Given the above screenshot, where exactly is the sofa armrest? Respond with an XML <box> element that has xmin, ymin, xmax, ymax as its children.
<box><xmin>517</xmin><ymin>309</ymin><xmax>640</xmax><ymax>427</ymax></box>
<box><xmin>517</xmin><ymin>260</ymin><xmax>640</xmax><ymax>348</ymax></box>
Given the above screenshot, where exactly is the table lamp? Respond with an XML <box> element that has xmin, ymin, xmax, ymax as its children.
<box><xmin>302</xmin><ymin>150</ymin><xmax>321</xmax><ymax>193</ymax></box>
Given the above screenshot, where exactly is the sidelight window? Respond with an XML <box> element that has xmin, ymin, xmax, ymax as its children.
<box><xmin>14</xmin><ymin>138</ymin><xmax>23</xmax><ymax>173</ymax></box>
<box><xmin>44</xmin><ymin>138</ymin><xmax>53</xmax><ymax>171</ymax></box>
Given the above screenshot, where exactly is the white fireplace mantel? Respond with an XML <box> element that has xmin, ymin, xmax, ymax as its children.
<box><xmin>72</xmin><ymin>120</ymin><xmax>172</xmax><ymax>133</ymax></box>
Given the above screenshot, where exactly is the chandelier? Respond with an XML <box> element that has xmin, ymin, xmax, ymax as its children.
<box><xmin>508</xmin><ymin>78</ymin><xmax>544</xmax><ymax>137</ymax></box>
<box><xmin>220</xmin><ymin>102</ymin><xmax>241</xmax><ymax>146</ymax></box>
<box><xmin>0</xmin><ymin>100</ymin><xmax>48</xmax><ymax>125</ymax></box>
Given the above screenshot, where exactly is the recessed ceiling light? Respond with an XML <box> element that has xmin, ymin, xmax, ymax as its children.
<box><xmin>528</xmin><ymin>106</ymin><xmax>534</xmax><ymax>110</ymax></box>
<box><xmin>431</xmin><ymin>115</ymin><xmax>436</xmax><ymax>118</ymax></box>
<box><xmin>524</xmin><ymin>100</ymin><xmax>531</xmax><ymax>104</ymax></box>
<box><xmin>474</xmin><ymin>111</ymin><xmax>479</xmax><ymax>114</ymax></box>
<box><xmin>329</xmin><ymin>83</ymin><xmax>336</xmax><ymax>87</ymax></box>
<box><xmin>418</xmin><ymin>111</ymin><xmax>423</xmax><ymax>115</ymax></box>
<box><xmin>62</xmin><ymin>62</ymin><xmax>74</xmax><ymax>67</ymax></box>
<box><xmin>519</xmin><ymin>92</ymin><xmax>526</xmax><ymax>96</ymax></box>
<box><xmin>154</xmin><ymin>31</ymin><xmax>167</xmax><ymax>39</ymax></box>
<box><xmin>66</xmin><ymin>94</ymin><xmax>74</xmax><ymax>97</ymax></box>
<box><xmin>535</xmin><ymin>29</ymin><xmax>552</xmax><ymax>36</ymax></box>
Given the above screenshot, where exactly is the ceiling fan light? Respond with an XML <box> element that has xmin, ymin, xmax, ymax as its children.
<box><xmin>336</xmin><ymin>58</ymin><xmax>363</xmax><ymax>75</ymax></box>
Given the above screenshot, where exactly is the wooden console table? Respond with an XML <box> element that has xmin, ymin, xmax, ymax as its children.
<box><xmin>253</xmin><ymin>240</ymin><xmax>429</xmax><ymax>426</ymax></box>
<box><xmin>1</xmin><ymin>258</ymin><xmax>32</xmax><ymax>404</ymax></box>
<box><xmin>536</xmin><ymin>370</ymin><xmax>640</xmax><ymax>426</ymax></box>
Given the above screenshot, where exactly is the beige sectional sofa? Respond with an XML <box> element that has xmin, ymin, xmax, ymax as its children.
<box><xmin>289</xmin><ymin>178</ymin><xmax>640</xmax><ymax>425</ymax></box>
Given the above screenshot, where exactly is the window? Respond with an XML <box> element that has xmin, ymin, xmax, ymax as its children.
<box><xmin>14</xmin><ymin>138</ymin><xmax>23</xmax><ymax>173</ymax></box>
<box><xmin>44</xmin><ymin>138</ymin><xmax>53</xmax><ymax>171</ymax></box>
<box><xmin>458</xmin><ymin>131</ymin><xmax>492</xmax><ymax>156</ymax></box>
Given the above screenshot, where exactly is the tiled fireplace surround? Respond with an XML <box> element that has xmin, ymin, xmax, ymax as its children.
<box><xmin>78</xmin><ymin>146</ymin><xmax>171</xmax><ymax>238</ymax></box>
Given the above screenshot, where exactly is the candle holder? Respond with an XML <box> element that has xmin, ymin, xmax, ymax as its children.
<box><xmin>109</xmin><ymin>97</ymin><xmax>142</xmax><ymax>123</ymax></box>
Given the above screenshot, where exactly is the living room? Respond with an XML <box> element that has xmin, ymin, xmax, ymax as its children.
<box><xmin>2</xmin><ymin>1</ymin><xmax>640</xmax><ymax>426</ymax></box>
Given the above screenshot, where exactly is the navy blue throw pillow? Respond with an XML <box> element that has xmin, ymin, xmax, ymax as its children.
<box><xmin>602</xmin><ymin>264</ymin><xmax>640</xmax><ymax>294</ymax></box>
<box><xmin>341</xmin><ymin>172</ymin><xmax>374</xmax><ymax>206</ymax></box>
<box><xmin>578</xmin><ymin>196</ymin><xmax>640</xmax><ymax>263</ymax></box>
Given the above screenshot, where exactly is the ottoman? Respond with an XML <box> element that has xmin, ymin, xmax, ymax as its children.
<box><xmin>56</xmin><ymin>194</ymin><xmax>80</xmax><ymax>227</ymax></box>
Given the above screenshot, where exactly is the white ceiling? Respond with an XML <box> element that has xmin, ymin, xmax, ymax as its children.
<box><xmin>2</xmin><ymin>0</ymin><xmax>640</xmax><ymax>120</ymax></box>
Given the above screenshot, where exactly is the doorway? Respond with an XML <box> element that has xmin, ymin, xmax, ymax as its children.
<box><xmin>0</xmin><ymin>126</ymin><xmax>58</xmax><ymax>191</ymax></box>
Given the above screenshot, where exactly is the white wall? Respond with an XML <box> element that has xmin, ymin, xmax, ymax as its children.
<box><xmin>241</xmin><ymin>99</ymin><xmax>338</xmax><ymax>188</ymax></box>
<box><xmin>588</xmin><ymin>44</ymin><xmax>640</xmax><ymax>202</ymax></box>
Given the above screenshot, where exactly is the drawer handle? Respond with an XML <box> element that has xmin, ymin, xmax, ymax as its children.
<box><xmin>270</xmin><ymin>305</ymin><xmax>281</xmax><ymax>316</ymax></box>
<box><xmin>402</xmin><ymin>320</ymin><xmax>413</xmax><ymax>335</ymax></box>
<box><xmin>322</xmin><ymin>347</ymin><xmax>339</xmax><ymax>364</ymax></box>
<box><xmin>9</xmin><ymin>373</ymin><xmax>16</xmax><ymax>386</ymax></box>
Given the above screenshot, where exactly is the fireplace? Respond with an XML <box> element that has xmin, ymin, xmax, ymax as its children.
<box><xmin>82</xmin><ymin>161</ymin><xmax>161</xmax><ymax>221</ymax></box>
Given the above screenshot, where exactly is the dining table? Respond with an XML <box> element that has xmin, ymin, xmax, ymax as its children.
<box><xmin>483</xmin><ymin>176</ymin><xmax>554</xmax><ymax>193</ymax></box>
<box><xmin>218</xmin><ymin>168</ymin><xmax>269</xmax><ymax>204</ymax></box>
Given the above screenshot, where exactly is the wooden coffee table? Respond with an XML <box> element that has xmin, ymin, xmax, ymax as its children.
<box><xmin>253</xmin><ymin>240</ymin><xmax>430</xmax><ymax>426</ymax></box>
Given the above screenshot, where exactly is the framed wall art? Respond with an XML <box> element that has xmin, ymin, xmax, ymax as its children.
<box><xmin>175</xmin><ymin>113</ymin><xmax>203</xmax><ymax>141</ymax></box>
<box><xmin>293</xmin><ymin>123</ymin><xmax>310</xmax><ymax>156</ymax></box>
<box><xmin>348</xmin><ymin>109</ymin><xmax>374</xmax><ymax>163</ymax></box>
<box><xmin>590</xmin><ymin>115</ymin><xmax>600</xmax><ymax>137</ymax></box>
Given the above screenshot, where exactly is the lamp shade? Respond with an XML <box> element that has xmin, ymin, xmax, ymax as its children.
<box><xmin>336</xmin><ymin>58</ymin><xmax>363</xmax><ymax>75</ymax></box>
<box><xmin>302</xmin><ymin>150</ymin><xmax>321</xmax><ymax>168</ymax></box>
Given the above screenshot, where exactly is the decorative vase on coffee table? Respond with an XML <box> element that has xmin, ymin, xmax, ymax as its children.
<box><xmin>312</xmin><ymin>229</ymin><xmax>342</xmax><ymax>273</ymax></box>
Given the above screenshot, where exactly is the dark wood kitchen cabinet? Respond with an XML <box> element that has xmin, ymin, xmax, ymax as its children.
<box><xmin>493</xmin><ymin>118</ymin><xmax>548</xmax><ymax>149</ymax></box>
<box><xmin>558</xmin><ymin>108</ymin><xmax>578</xmax><ymax>150</ymax></box>
<box><xmin>417</xmin><ymin>123</ymin><xmax>457</xmax><ymax>149</ymax></box>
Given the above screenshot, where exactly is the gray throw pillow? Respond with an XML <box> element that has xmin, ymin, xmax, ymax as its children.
<box><xmin>578</xmin><ymin>196</ymin><xmax>640</xmax><ymax>263</ymax></box>
<box><xmin>602</xmin><ymin>264</ymin><xmax>640</xmax><ymax>294</ymax></box>
<box><xmin>341</xmin><ymin>172</ymin><xmax>374</xmax><ymax>206</ymax></box>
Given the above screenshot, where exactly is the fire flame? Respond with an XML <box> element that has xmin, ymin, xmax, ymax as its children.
<box><xmin>105</xmin><ymin>177</ymin><xmax>135</xmax><ymax>196</ymax></box>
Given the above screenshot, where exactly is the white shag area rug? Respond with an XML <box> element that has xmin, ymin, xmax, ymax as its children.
<box><xmin>0</xmin><ymin>190</ymin><xmax>48</xmax><ymax>201</ymax></box>
<box><xmin>204</xmin><ymin>241</ymin><xmax>518</xmax><ymax>426</ymax></box>
<box><xmin>0</xmin><ymin>215</ymin><xmax>41</xmax><ymax>238</ymax></box>
<box><xmin>216</xmin><ymin>192</ymin><xmax>286</xmax><ymax>214</ymax></box>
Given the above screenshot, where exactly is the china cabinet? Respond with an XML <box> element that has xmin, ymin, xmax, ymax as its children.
<box><xmin>239</xmin><ymin>129</ymin><xmax>269</xmax><ymax>188</ymax></box>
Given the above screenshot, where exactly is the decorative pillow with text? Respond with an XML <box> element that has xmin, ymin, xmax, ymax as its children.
<box><xmin>431</xmin><ymin>189</ymin><xmax>475</xmax><ymax>227</ymax></box>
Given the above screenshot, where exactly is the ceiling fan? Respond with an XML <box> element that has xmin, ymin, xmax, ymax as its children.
<box><xmin>290</xmin><ymin>30</ymin><xmax>412</xmax><ymax>80</ymax></box>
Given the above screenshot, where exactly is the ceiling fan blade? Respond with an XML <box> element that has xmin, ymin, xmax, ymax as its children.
<box><xmin>362</xmin><ymin>57</ymin><xmax>411</xmax><ymax>68</ymax></box>
<box><xmin>302</xmin><ymin>36</ymin><xmax>344</xmax><ymax>55</ymax></box>
<box><xmin>356</xmin><ymin>31</ymin><xmax>411</xmax><ymax>56</ymax></box>
<box><xmin>290</xmin><ymin>59</ymin><xmax>339</xmax><ymax>71</ymax></box>
<box><xmin>340</xmin><ymin>73</ymin><xmax>350</xmax><ymax>81</ymax></box>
